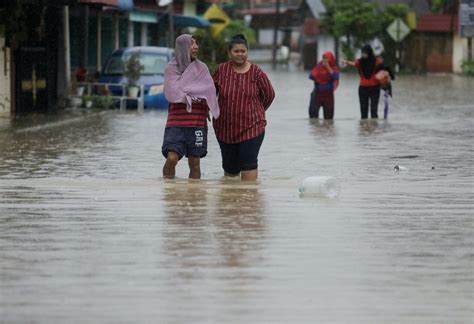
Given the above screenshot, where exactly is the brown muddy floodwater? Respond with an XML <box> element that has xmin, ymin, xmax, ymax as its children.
<box><xmin>0</xmin><ymin>69</ymin><xmax>473</xmax><ymax>323</ymax></box>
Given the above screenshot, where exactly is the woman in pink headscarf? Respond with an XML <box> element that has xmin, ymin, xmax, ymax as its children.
<box><xmin>162</xmin><ymin>34</ymin><xmax>220</xmax><ymax>179</ymax></box>
<box><xmin>308</xmin><ymin>51</ymin><xmax>340</xmax><ymax>119</ymax></box>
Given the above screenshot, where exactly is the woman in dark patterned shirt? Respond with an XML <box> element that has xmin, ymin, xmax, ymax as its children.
<box><xmin>212</xmin><ymin>34</ymin><xmax>275</xmax><ymax>181</ymax></box>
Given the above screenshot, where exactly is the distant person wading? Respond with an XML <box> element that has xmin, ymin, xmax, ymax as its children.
<box><xmin>308</xmin><ymin>51</ymin><xmax>340</xmax><ymax>119</ymax></box>
<box><xmin>344</xmin><ymin>45</ymin><xmax>383</xmax><ymax>119</ymax></box>
<box><xmin>212</xmin><ymin>34</ymin><xmax>275</xmax><ymax>181</ymax></box>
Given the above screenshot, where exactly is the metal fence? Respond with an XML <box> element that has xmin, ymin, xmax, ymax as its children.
<box><xmin>70</xmin><ymin>82</ymin><xmax>145</xmax><ymax>112</ymax></box>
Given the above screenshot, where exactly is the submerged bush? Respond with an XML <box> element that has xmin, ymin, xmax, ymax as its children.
<box><xmin>461</xmin><ymin>60</ymin><xmax>474</xmax><ymax>76</ymax></box>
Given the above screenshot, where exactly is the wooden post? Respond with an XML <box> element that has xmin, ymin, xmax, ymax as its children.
<box><xmin>468</xmin><ymin>37</ymin><xmax>473</xmax><ymax>61</ymax></box>
<box><xmin>127</xmin><ymin>20</ymin><xmax>134</xmax><ymax>47</ymax></box>
<box><xmin>114</xmin><ymin>13</ymin><xmax>120</xmax><ymax>50</ymax></box>
<box><xmin>141</xmin><ymin>23</ymin><xmax>148</xmax><ymax>46</ymax></box>
<box><xmin>168</xmin><ymin>2</ymin><xmax>175</xmax><ymax>48</ymax></box>
<box><xmin>81</xmin><ymin>5</ymin><xmax>89</xmax><ymax>69</ymax></box>
<box><xmin>63</xmin><ymin>5</ymin><xmax>71</xmax><ymax>91</ymax></box>
<box><xmin>272</xmin><ymin>0</ymin><xmax>281</xmax><ymax>70</ymax></box>
<box><xmin>96</xmin><ymin>9</ymin><xmax>102</xmax><ymax>72</ymax></box>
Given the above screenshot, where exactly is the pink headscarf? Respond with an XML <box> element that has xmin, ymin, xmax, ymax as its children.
<box><xmin>164</xmin><ymin>34</ymin><xmax>220</xmax><ymax>119</ymax></box>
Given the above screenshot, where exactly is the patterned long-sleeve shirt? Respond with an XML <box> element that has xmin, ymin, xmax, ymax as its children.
<box><xmin>212</xmin><ymin>62</ymin><xmax>275</xmax><ymax>144</ymax></box>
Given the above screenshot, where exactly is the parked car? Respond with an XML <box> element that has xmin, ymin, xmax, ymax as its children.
<box><xmin>99</xmin><ymin>47</ymin><xmax>174</xmax><ymax>109</ymax></box>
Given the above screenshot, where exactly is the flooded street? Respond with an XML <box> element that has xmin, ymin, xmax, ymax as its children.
<box><xmin>1</xmin><ymin>70</ymin><xmax>473</xmax><ymax>323</ymax></box>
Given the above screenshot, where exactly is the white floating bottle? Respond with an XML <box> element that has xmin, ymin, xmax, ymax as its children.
<box><xmin>298</xmin><ymin>176</ymin><xmax>340</xmax><ymax>198</ymax></box>
<box><xmin>394</xmin><ymin>165</ymin><xmax>409</xmax><ymax>172</ymax></box>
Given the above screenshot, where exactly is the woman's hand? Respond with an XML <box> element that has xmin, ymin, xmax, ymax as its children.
<box><xmin>323</xmin><ymin>60</ymin><xmax>333</xmax><ymax>73</ymax></box>
<box><xmin>342</xmin><ymin>59</ymin><xmax>356</xmax><ymax>67</ymax></box>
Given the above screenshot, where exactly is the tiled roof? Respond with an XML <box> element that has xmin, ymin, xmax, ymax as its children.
<box><xmin>305</xmin><ymin>0</ymin><xmax>326</xmax><ymax>19</ymax></box>
<box><xmin>416</xmin><ymin>14</ymin><xmax>459</xmax><ymax>32</ymax></box>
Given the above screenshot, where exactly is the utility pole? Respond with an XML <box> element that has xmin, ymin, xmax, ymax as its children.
<box><xmin>469</xmin><ymin>37</ymin><xmax>473</xmax><ymax>61</ymax></box>
<box><xmin>272</xmin><ymin>0</ymin><xmax>281</xmax><ymax>70</ymax></box>
<box><xmin>168</xmin><ymin>2</ymin><xmax>175</xmax><ymax>48</ymax></box>
<box><xmin>63</xmin><ymin>5</ymin><xmax>71</xmax><ymax>91</ymax></box>
<box><xmin>81</xmin><ymin>5</ymin><xmax>89</xmax><ymax>68</ymax></box>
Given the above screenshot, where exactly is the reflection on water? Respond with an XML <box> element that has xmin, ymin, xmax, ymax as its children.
<box><xmin>162</xmin><ymin>181</ymin><xmax>210</xmax><ymax>275</ymax></box>
<box><xmin>0</xmin><ymin>73</ymin><xmax>473</xmax><ymax>322</ymax></box>
<box><xmin>162</xmin><ymin>181</ymin><xmax>265</xmax><ymax>273</ymax></box>
<box><xmin>358</xmin><ymin>119</ymin><xmax>386</xmax><ymax>136</ymax></box>
<box><xmin>309</xmin><ymin>119</ymin><xmax>336</xmax><ymax>137</ymax></box>
<box><xmin>213</xmin><ymin>183</ymin><xmax>265</xmax><ymax>268</ymax></box>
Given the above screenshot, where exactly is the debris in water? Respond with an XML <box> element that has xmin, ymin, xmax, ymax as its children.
<box><xmin>298</xmin><ymin>176</ymin><xmax>340</xmax><ymax>198</ymax></box>
<box><xmin>394</xmin><ymin>165</ymin><xmax>409</xmax><ymax>172</ymax></box>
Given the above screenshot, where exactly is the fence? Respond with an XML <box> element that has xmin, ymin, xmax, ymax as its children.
<box><xmin>70</xmin><ymin>82</ymin><xmax>145</xmax><ymax>112</ymax></box>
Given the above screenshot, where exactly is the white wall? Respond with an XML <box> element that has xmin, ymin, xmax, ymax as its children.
<box><xmin>317</xmin><ymin>35</ymin><xmax>336</xmax><ymax>61</ymax></box>
<box><xmin>183</xmin><ymin>0</ymin><xmax>197</xmax><ymax>16</ymax></box>
<box><xmin>257</xmin><ymin>29</ymin><xmax>284</xmax><ymax>45</ymax></box>
<box><xmin>453</xmin><ymin>34</ymin><xmax>468</xmax><ymax>73</ymax></box>
<box><xmin>0</xmin><ymin>37</ymin><xmax>11</xmax><ymax>118</ymax></box>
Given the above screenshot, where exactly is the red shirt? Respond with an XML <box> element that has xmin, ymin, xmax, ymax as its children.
<box><xmin>165</xmin><ymin>102</ymin><xmax>208</xmax><ymax>128</ymax></box>
<box><xmin>355</xmin><ymin>58</ymin><xmax>382</xmax><ymax>87</ymax></box>
<box><xmin>212</xmin><ymin>62</ymin><xmax>275</xmax><ymax>144</ymax></box>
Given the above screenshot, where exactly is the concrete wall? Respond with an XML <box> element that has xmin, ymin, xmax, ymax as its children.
<box><xmin>317</xmin><ymin>35</ymin><xmax>336</xmax><ymax>61</ymax></box>
<box><xmin>0</xmin><ymin>37</ymin><xmax>11</xmax><ymax>118</ymax></box>
<box><xmin>183</xmin><ymin>0</ymin><xmax>197</xmax><ymax>16</ymax></box>
<box><xmin>405</xmin><ymin>32</ymin><xmax>454</xmax><ymax>73</ymax></box>
<box><xmin>257</xmin><ymin>29</ymin><xmax>284</xmax><ymax>45</ymax></box>
<box><xmin>453</xmin><ymin>34</ymin><xmax>468</xmax><ymax>73</ymax></box>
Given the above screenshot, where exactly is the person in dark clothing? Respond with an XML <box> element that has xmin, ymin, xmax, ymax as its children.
<box><xmin>376</xmin><ymin>61</ymin><xmax>395</xmax><ymax>119</ymax></box>
<box><xmin>343</xmin><ymin>45</ymin><xmax>383</xmax><ymax>119</ymax></box>
<box><xmin>379</xmin><ymin>62</ymin><xmax>395</xmax><ymax>97</ymax></box>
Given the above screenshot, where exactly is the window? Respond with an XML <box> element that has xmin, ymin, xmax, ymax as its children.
<box><xmin>104</xmin><ymin>53</ymin><xmax>168</xmax><ymax>75</ymax></box>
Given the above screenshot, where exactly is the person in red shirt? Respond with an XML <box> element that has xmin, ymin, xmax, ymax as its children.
<box><xmin>212</xmin><ymin>34</ymin><xmax>275</xmax><ymax>181</ymax></box>
<box><xmin>308</xmin><ymin>51</ymin><xmax>340</xmax><ymax>119</ymax></box>
<box><xmin>343</xmin><ymin>45</ymin><xmax>383</xmax><ymax>119</ymax></box>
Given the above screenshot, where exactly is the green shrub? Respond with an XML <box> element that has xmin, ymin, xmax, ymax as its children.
<box><xmin>193</xmin><ymin>20</ymin><xmax>256</xmax><ymax>73</ymax></box>
<box><xmin>82</xmin><ymin>95</ymin><xmax>114</xmax><ymax>109</ymax></box>
<box><xmin>123</xmin><ymin>52</ymin><xmax>144</xmax><ymax>86</ymax></box>
<box><xmin>461</xmin><ymin>60</ymin><xmax>474</xmax><ymax>76</ymax></box>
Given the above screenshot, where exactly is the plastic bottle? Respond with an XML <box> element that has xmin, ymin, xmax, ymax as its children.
<box><xmin>298</xmin><ymin>176</ymin><xmax>340</xmax><ymax>198</ymax></box>
<box><xmin>394</xmin><ymin>165</ymin><xmax>409</xmax><ymax>172</ymax></box>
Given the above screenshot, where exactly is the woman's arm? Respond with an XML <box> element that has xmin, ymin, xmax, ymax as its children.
<box><xmin>342</xmin><ymin>59</ymin><xmax>357</xmax><ymax>67</ymax></box>
<box><xmin>257</xmin><ymin>70</ymin><xmax>275</xmax><ymax>111</ymax></box>
<box><xmin>212</xmin><ymin>67</ymin><xmax>220</xmax><ymax>95</ymax></box>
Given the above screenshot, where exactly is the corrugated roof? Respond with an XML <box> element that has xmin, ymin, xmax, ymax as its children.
<box><xmin>416</xmin><ymin>14</ymin><xmax>458</xmax><ymax>32</ymax></box>
<box><xmin>79</xmin><ymin>0</ymin><xmax>119</xmax><ymax>6</ymax></box>
<box><xmin>305</xmin><ymin>0</ymin><xmax>326</xmax><ymax>19</ymax></box>
<box><xmin>240</xmin><ymin>6</ymin><xmax>297</xmax><ymax>16</ymax></box>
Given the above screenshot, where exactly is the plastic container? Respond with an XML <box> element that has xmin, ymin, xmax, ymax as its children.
<box><xmin>394</xmin><ymin>165</ymin><xmax>409</xmax><ymax>172</ymax></box>
<box><xmin>298</xmin><ymin>176</ymin><xmax>340</xmax><ymax>198</ymax></box>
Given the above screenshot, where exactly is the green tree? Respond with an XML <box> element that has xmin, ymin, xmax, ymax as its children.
<box><xmin>220</xmin><ymin>20</ymin><xmax>256</xmax><ymax>45</ymax></box>
<box><xmin>193</xmin><ymin>20</ymin><xmax>256</xmax><ymax>72</ymax></box>
<box><xmin>429</xmin><ymin>0</ymin><xmax>449</xmax><ymax>13</ymax></box>
<box><xmin>322</xmin><ymin>0</ymin><xmax>379</xmax><ymax>59</ymax></box>
<box><xmin>379</xmin><ymin>3</ymin><xmax>409</xmax><ymax>66</ymax></box>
